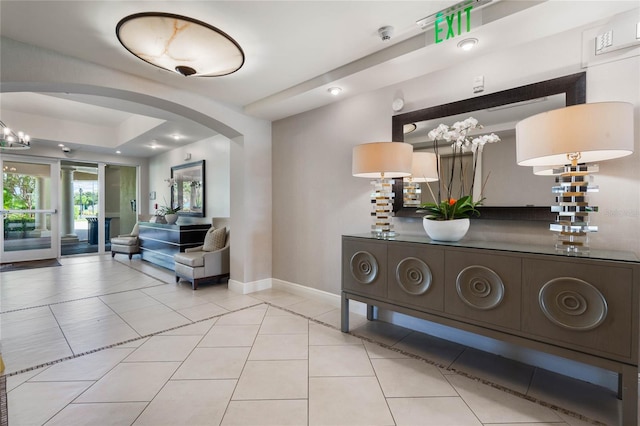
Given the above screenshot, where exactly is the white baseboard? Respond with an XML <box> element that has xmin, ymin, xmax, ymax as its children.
<box><xmin>271</xmin><ymin>279</ymin><xmax>340</xmax><ymax>307</ymax></box>
<box><xmin>228</xmin><ymin>278</ymin><xmax>272</xmax><ymax>294</ymax></box>
<box><xmin>230</xmin><ymin>276</ymin><xmax>365</xmax><ymax>316</ymax></box>
<box><xmin>271</xmin><ymin>279</ymin><xmax>368</xmax><ymax>316</ymax></box>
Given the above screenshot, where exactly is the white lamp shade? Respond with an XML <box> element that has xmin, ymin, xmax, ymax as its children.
<box><xmin>352</xmin><ymin>142</ymin><xmax>413</xmax><ymax>178</ymax></box>
<box><xmin>410</xmin><ymin>152</ymin><xmax>439</xmax><ymax>182</ymax></box>
<box><xmin>516</xmin><ymin>102</ymin><xmax>634</xmax><ymax>166</ymax></box>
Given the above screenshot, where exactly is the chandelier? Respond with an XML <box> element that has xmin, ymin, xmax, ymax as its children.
<box><xmin>0</xmin><ymin>121</ymin><xmax>31</xmax><ymax>150</ymax></box>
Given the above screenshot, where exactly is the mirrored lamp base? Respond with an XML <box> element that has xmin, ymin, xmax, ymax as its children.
<box><xmin>550</xmin><ymin>163</ymin><xmax>598</xmax><ymax>254</ymax></box>
<box><xmin>403</xmin><ymin>180</ymin><xmax>421</xmax><ymax>207</ymax></box>
<box><xmin>370</xmin><ymin>178</ymin><xmax>396</xmax><ymax>238</ymax></box>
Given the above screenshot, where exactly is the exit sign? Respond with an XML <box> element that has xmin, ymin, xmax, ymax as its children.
<box><xmin>434</xmin><ymin>5</ymin><xmax>473</xmax><ymax>44</ymax></box>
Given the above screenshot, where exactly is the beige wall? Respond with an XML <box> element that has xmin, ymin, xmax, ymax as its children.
<box><xmin>271</xmin><ymin>13</ymin><xmax>639</xmax><ymax>390</ymax></box>
<box><xmin>272</xmin><ymin>21</ymin><xmax>640</xmax><ymax>294</ymax></box>
<box><xmin>148</xmin><ymin>135</ymin><xmax>231</xmax><ymax>220</ymax></box>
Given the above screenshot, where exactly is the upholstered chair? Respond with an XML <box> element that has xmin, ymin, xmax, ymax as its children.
<box><xmin>174</xmin><ymin>227</ymin><xmax>229</xmax><ymax>290</ymax></box>
<box><xmin>110</xmin><ymin>222</ymin><xmax>140</xmax><ymax>260</ymax></box>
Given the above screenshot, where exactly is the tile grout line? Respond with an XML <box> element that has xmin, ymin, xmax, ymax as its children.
<box><xmin>261</xmin><ymin>301</ymin><xmax>606</xmax><ymax>426</ymax></box>
<box><xmin>47</xmin><ymin>305</ymin><xmax>75</xmax><ymax>358</ymax></box>
<box><xmin>0</xmin><ymin>302</ymin><xmax>266</xmax><ymax>379</ymax></box>
<box><xmin>441</xmin><ymin>372</ymin><xmax>485</xmax><ymax>426</ymax></box>
<box><xmin>126</xmin><ymin>312</ymin><xmax>220</xmax><ymax>425</ymax></box>
<box><xmin>217</xmin><ymin>304</ymin><xmax>268</xmax><ymax>424</ymax></box>
<box><xmin>0</xmin><ymin>256</ymin><xmax>172</xmax><ymax>315</ymax></box>
<box><xmin>96</xmin><ymin>291</ymin><xmax>145</xmax><ymax>345</ymax></box>
<box><xmin>0</xmin><ymin>283</ymin><xmax>168</xmax><ymax>315</ymax></box>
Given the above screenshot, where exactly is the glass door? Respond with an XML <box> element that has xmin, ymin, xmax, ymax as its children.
<box><xmin>1</xmin><ymin>156</ymin><xmax>59</xmax><ymax>263</ymax></box>
<box><xmin>60</xmin><ymin>161</ymin><xmax>100</xmax><ymax>256</ymax></box>
<box><xmin>58</xmin><ymin>162</ymin><xmax>138</xmax><ymax>256</ymax></box>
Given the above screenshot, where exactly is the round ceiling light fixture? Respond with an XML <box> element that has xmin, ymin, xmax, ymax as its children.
<box><xmin>457</xmin><ymin>38</ymin><xmax>478</xmax><ymax>51</ymax></box>
<box><xmin>328</xmin><ymin>87</ymin><xmax>342</xmax><ymax>96</ymax></box>
<box><xmin>116</xmin><ymin>12</ymin><xmax>245</xmax><ymax>77</ymax></box>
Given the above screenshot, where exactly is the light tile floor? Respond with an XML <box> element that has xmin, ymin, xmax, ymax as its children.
<box><xmin>0</xmin><ymin>254</ymin><xmax>628</xmax><ymax>425</ymax></box>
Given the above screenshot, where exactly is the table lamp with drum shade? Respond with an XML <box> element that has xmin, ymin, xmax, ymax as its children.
<box><xmin>352</xmin><ymin>142</ymin><xmax>413</xmax><ymax>237</ymax></box>
<box><xmin>404</xmin><ymin>152</ymin><xmax>439</xmax><ymax>207</ymax></box>
<box><xmin>516</xmin><ymin>102</ymin><xmax>634</xmax><ymax>253</ymax></box>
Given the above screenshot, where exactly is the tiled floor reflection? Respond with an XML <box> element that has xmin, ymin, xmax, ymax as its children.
<box><xmin>1</xmin><ymin>254</ymin><xmax>629</xmax><ymax>425</ymax></box>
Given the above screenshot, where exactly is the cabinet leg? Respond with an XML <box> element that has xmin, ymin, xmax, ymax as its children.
<box><xmin>367</xmin><ymin>304</ymin><xmax>377</xmax><ymax>321</ymax></box>
<box><xmin>341</xmin><ymin>292</ymin><xmax>349</xmax><ymax>333</ymax></box>
<box><xmin>620</xmin><ymin>365</ymin><xmax>638</xmax><ymax>425</ymax></box>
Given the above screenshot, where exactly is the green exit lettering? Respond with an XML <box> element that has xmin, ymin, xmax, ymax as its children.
<box><xmin>434</xmin><ymin>6</ymin><xmax>473</xmax><ymax>44</ymax></box>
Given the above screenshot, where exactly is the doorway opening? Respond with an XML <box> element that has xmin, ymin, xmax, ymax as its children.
<box><xmin>60</xmin><ymin>161</ymin><xmax>137</xmax><ymax>257</ymax></box>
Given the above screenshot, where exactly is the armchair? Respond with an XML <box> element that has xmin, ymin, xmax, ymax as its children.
<box><xmin>110</xmin><ymin>223</ymin><xmax>140</xmax><ymax>260</ymax></box>
<box><xmin>174</xmin><ymin>228</ymin><xmax>229</xmax><ymax>290</ymax></box>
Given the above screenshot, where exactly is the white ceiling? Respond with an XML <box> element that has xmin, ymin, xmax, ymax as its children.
<box><xmin>0</xmin><ymin>1</ymin><xmax>636</xmax><ymax>157</ymax></box>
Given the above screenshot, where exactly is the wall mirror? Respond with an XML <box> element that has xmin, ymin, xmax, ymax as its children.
<box><xmin>171</xmin><ymin>160</ymin><xmax>205</xmax><ymax>217</ymax></box>
<box><xmin>392</xmin><ymin>72</ymin><xmax>586</xmax><ymax>220</ymax></box>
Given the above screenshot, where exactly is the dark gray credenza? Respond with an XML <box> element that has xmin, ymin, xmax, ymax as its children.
<box><xmin>139</xmin><ymin>222</ymin><xmax>210</xmax><ymax>270</ymax></box>
<box><xmin>341</xmin><ymin>234</ymin><xmax>640</xmax><ymax>425</ymax></box>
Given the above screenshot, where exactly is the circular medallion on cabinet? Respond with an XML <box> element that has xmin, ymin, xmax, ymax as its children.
<box><xmin>539</xmin><ymin>277</ymin><xmax>608</xmax><ymax>331</ymax></box>
<box><xmin>456</xmin><ymin>265</ymin><xmax>505</xmax><ymax>310</ymax></box>
<box><xmin>349</xmin><ymin>251</ymin><xmax>378</xmax><ymax>284</ymax></box>
<box><xmin>395</xmin><ymin>257</ymin><xmax>432</xmax><ymax>295</ymax></box>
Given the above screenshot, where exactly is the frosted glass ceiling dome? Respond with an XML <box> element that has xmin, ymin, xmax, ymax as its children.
<box><xmin>116</xmin><ymin>12</ymin><xmax>245</xmax><ymax>77</ymax></box>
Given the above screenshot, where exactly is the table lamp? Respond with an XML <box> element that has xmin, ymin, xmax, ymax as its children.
<box><xmin>404</xmin><ymin>152</ymin><xmax>440</xmax><ymax>207</ymax></box>
<box><xmin>352</xmin><ymin>142</ymin><xmax>413</xmax><ymax>237</ymax></box>
<box><xmin>516</xmin><ymin>102</ymin><xmax>634</xmax><ymax>253</ymax></box>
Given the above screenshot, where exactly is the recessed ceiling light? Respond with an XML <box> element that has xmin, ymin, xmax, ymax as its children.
<box><xmin>328</xmin><ymin>87</ymin><xmax>342</xmax><ymax>96</ymax></box>
<box><xmin>58</xmin><ymin>144</ymin><xmax>65</xmax><ymax>147</ymax></box>
<box><xmin>172</xmin><ymin>134</ymin><xmax>181</xmax><ymax>141</ymax></box>
<box><xmin>403</xmin><ymin>123</ymin><xmax>417</xmax><ymax>134</ymax></box>
<box><xmin>457</xmin><ymin>38</ymin><xmax>478</xmax><ymax>51</ymax></box>
<box><xmin>116</xmin><ymin>150</ymin><xmax>121</xmax><ymax>154</ymax></box>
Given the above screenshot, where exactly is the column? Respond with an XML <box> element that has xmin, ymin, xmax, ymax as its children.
<box><xmin>30</xmin><ymin>177</ymin><xmax>51</xmax><ymax>237</ymax></box>
<box><xmin>60</xmin><ymin>166</ymin><xmax>78</xmax><ymax>242</ymax></box>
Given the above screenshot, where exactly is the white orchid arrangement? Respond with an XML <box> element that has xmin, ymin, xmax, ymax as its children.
<box><xmin>427</xmin><ymin>117</ymin><xmax>500</xmax><ymax>154</ymax></box>
<box><xmin>421</xmin><ymin>117</ymin><xmax>501</xmax><ymax>220</ymax></box>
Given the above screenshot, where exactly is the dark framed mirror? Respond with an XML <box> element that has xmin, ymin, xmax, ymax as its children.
<box><xmin>392</xmin><ymin>72</ymin><xmax>586</xmax><ymax>220</ymax></box>
<box><xmin>171</xmin><ymin>160</ymin><xmax>205</xmax><ymax>217</ymax></box>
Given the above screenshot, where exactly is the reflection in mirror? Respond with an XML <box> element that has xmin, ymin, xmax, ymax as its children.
<box><xmin>171</xmin><ymin>160</ymin><xmax>205</xmax><ymax>217</ymax></box>
<box><xmin>391</xmin><ymin>72</ymin><xmax>586</xmax><ymax>219</ymax></box>
<box><xmin>421</xmin><ymin>153</ymin><xmax>474</xmax><ymax>205</ymax></box>
<box><xmin>408</xmin><ymin>94</ymin><xmax>565</xmax><ymax>207</ymax></box>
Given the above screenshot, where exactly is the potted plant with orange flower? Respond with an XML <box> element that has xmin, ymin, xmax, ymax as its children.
<box><xmin>420</xmin><ymin>117</ymin><xmax>500</xmax><ymax>241</ymax></box>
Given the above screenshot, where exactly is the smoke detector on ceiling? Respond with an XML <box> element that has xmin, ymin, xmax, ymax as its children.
<box><xmin>378</xmin><ymin>26</ymin><xmax>394</xmax><ymax>41</ymax></box>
